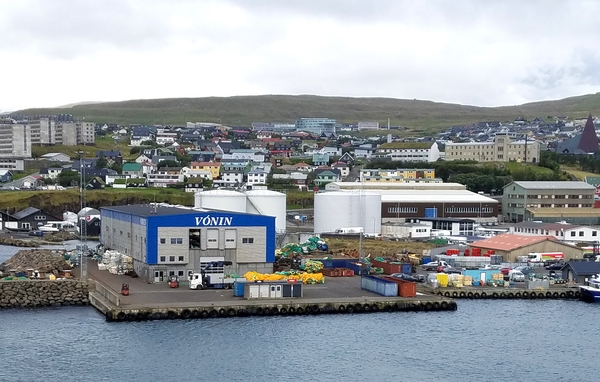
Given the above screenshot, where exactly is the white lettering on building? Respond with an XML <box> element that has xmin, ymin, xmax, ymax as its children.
<box><xmin>195</xmin><ymin>215</ymin><xmax>233</xmax><ymax>226</ymax></box>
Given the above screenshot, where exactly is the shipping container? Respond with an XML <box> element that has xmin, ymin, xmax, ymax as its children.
<box><xmin>361</xmin><ymin>276</ymin><xmax>398</xmax><ymax>297</ymax></box>
<box><xmin>384</xmin><ymin>277</ymin><xmax>417</xmax><ymax>297</ymax></box>
<box><xmin>349</xmin><ymin>262</ymin><xmax>371</xmax><ymax>275</ymax></box>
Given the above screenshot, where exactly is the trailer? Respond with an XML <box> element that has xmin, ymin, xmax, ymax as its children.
<box><xmin>189</xmin><ymin>259</ymin><xmax>244</xmax><ymax>290</ymax></box>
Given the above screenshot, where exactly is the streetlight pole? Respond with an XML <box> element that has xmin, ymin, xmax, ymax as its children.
<box><xmin>77</xmin><ymin>151</ymin><xmax>87</xmax><ymax>280</ymax></box>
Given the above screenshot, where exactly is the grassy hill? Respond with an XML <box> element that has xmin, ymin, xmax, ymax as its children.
<box><xmin>15</xmin><ymin>93</ymin><xmax>600</xmax><ymax>134</ymax></box>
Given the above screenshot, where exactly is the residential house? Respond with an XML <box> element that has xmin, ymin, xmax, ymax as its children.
<box><xmin>96</xmin><ymin>150</ymin><xmax>123</xmax><ymax>165</ymax></box>
<box><xmin>135</xmin><ymin>154</ymin><xmax>153</xmax><ymax>164</ymax></box>
<box><xmin>272</xmin><ymin>172</ymin><xmax>308</xmax><ymax>188</ymax></box>
<box><xmin>156</xmin><ymin>131</ymin><xmax>178</xmax><ymax>145</ymax></box>
<box><xmin>247</xmin><ymin>168</ymin><xmax>269</xmax><ymax>186</ymax></box>
<box><xmin>147</xmin><ymin>167</ymin><xmax>184</xmax><ymax>187</ymax></box>
<box><xmin>0</xmin><ymin>170</ymin><xmax>12</xmax><ymax>183</ymax></box>
<box><xmin>105</xmin><ymin>173</ymin><xmax>129</xmax><ymax>186</ymax></box>
<box><xmin>39</xmin><ymin>167</ymin><xmax>64</xmax><ymax>180</ymax></box>
<box><xmin>373</xmin><ymin>141</ymin><xmax>440</xmax><ymax>162</ymax></box>
<box><xmin>71</xmin><ymin>159</ymin><xmax>97</xmax><ymax>171</ymax></box>
<box><xmin>321</xmin><ymin>146</ymin><xmax>342</xmax><ymax>156</ymax></box>
<box><xmin>216</xmin><ymin>141</ymin><xmax>241</xmax><ymax>154</ymax></box>
<box><xmin>184</xmin><ymin>179</ymin><xmax>204</xmax><ymax>193</ymax></box>
<box><xmin>312</xmin><ymin>153</ymin><xmax>330</xmax><ymax>167</ymax></box>
<box><xmin>40</xmin><ymin>152</ymin><xmax>71</xmax><ymax>162</ymax></box>
<box><xmin>222</xmin><ymin>149</ymin><xmax>266</xmax><ymax>163</ymax></box>
<box><xmin>338</xmin><ymin>152</ymin><xmax>354</xmax><ymax>164</ymax></box>
<box><xmin>86</xmin><ymin>177</ymin><xmax>106</xmax><ymax>190</ymax></box>
<box><xmin>81</xmin><ymin>168</ymin><xmax>118</xmax><ymax>183</ymax></box>
<box><xmin>151</xmin><ymin>155</ymin><xmax>178</xmax><ymax>165</ymax></box>
<box><xmin>353</xmin><ymin>144</ymin><xmax>376</xmax><ymax>159</ymax></box>
<box><xmin>181</xmin><ymin>167</ymin><xmax>212</xmax><ymax>180</ymax></box>
<box><xmin>189</xmin><ymin>161</ymin><xmax>220</xmax><ymax>179</ymax></box>
<box><xmin>130</xmin><ymin>126</ymin><xmax>154</xmax><ymax>146</ymax></box>
<box><xmin>314</xmin><ymin>169</ymin><xmax>341</xmax><ymax>187</ymax></box>
<box><xmin>293</xmin><ymin>162</ymin><xmax>312</xmax><ymax>172</ymax></box>
<box><xmin>331</xmin><ymin>162</ymin><xmax>350</xmax><ymax>178</ymax></box>
<box><xmin>122</xmin><ymin>162</ymin><xmax>144</xmax><ymax>178</ymax></box>
<box><xmin>270</xmin><ymin>141</ymin><xmax>293</xmax><ymax>157</ymax></box>
<box><xmin>6</xmin><ymin>207</ymin><xmax>61</xmax><ymax>231</ymax></box>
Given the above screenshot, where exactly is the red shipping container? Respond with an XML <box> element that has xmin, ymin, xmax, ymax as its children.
<box><xmin>383</xmin><ymin>277</ymin><xmax>417</xmax><ymax>297</ymax></box>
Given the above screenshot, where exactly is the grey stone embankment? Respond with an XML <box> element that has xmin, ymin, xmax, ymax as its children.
<box><xmin>0</xmin><ymin>280</ymin><xmax>89</xmax><ymax>308</ymax></box>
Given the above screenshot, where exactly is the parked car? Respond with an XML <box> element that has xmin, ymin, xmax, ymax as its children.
<box><xmin>545</xmin><ymin>262</ymin><xmax>565</xmax><ymax>270</ymax></box>
<box><xmin>509</xmin><ymin>270</ymin><xmax>525</xmax><ymax>282</ymax></box>
<box><xmin>423</xmin><ymin>261</ymin><xmax>450</xmax><ymax>271</ymax></box>
<box><xmin>483</xmin><ymin>265</ymin><xmax>502</xmax><ymax>270</ymax></box>
<box><xmin>390</xmin><ymin>273</ymin><xmax>420</xmax><ymax>282</ymax></box>
<box><xmin>514</xmin><ymin>266</ymin><xmax>536</xmax><ymax>276</ymax></box>
<box><xmin>28</xmin><ymin>230</ymin><xmax>44</xmax><ymax>237</ymax></box>
<box><xmin>439</xmin><ymin>266</ymin><xmax>463</xmax><ymax>274</ymax></box>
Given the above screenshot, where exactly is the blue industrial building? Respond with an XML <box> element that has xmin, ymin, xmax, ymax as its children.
<box><xmin>100</xmin><ymin>204</ymin><xmax>275</xmax><ymax>283</ymax></box>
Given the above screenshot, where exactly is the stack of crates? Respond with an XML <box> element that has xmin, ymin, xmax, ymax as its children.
<box><xmin>463</xmin><ymin>276</ymin><xmax>473</xmax><ymax>286</ymax></box>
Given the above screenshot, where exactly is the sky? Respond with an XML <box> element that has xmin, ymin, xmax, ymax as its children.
<box><xmin>2</xmin><ymin>0</ymin><xmax>600</xmax><ymax>112</ymax></box>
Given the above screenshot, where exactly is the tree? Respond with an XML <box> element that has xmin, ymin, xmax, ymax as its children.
<box><xmin>157</xmin><ymin>160</ymin><xmax>180</xmax><ymax>169</ymax></box>
<box><xmin>110</xmin><ymin>163</ymin><xmax>123</xmax><ymax>174</ymax></box>
<box><xmin>57</xmin><ymin>170</ymin><xmax>80</xmax><ymax>187</ymax></box>
<box><xmin>96</xmin><ymin>155</ymin><xmax>108</xmax><ymax>169</ymax></box>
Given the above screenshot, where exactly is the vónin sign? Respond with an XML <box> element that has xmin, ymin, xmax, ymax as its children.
<box><xmin>195</xmin><ymin>216</ymin><xmax>233</xmax><ymax>226</ymax></box>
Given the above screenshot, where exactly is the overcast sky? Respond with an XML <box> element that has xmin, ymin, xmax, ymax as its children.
<box><xmin>2</xmin><ymin>0</ymin><xmax>600</xmax><ymax>112</ymax></box>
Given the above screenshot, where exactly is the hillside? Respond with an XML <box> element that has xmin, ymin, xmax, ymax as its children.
<box><xmin>15</xmin><ymin>93</ymin><xmax>600</xmax><ymax>134</ymax></box>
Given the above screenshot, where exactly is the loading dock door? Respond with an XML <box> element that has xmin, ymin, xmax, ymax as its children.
<box><xmin>207</xmin><ymin>229</ymin><xmax>219</xmax><ymax>249</ymax></box>
<box><xmin>224</xmin><ymin>229</ymin><xmax>237</xmax><ymax>249</ymax></box>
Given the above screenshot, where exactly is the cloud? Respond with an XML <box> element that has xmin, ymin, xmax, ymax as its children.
<box><xmin>1</xmin><ymin>0</ymin><xmax>600</xmax><ymax>111</ymax></box>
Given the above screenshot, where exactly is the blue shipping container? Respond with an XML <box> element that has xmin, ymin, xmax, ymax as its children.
<box><xmin>401</xmin><ymin>264</ymin><xmax>412</xmax><ymax>274</ymax></box>
<box><xmin>422</xmin><ymin>257</ymin><xmax>432</xmax><ymax>265</ymax></box>
<box><xmin>316</xmin><ymin>259</ymin><xmax>351</xmax><ymax>269</ymax></box>
<box><xmin>349</xmin><ymin>262</ymin><xmax>370</xmax><ymax>275</ymax></box>
<box><xmin>233</xmin><ymin>281</ymin><xmax>246</xmax><ymax>297</ymax></box>
<box><xmin>361</xmin><ymin>276</ymin><xmax>398</xmax><ymax>297</ymax></box>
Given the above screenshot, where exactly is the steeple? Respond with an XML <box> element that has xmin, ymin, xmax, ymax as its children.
<box><xmin>578</xmin><ymin>113</ymin><xmax>599</xmax><ymax>153</ymax></box>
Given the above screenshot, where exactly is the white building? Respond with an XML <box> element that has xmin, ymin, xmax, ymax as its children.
<box><xmin>247</xmin><ymin>168</ymin><xmax>268</xmax><ymax>186</ymax></box>
<box><xmin>358</xmin><ymin>121</ymin><xmax>379</xmax><ymax>131</ymax></box>
<box><xmin>156</xmin><ymin>132</ymin><xmax>178</xmax><ymax>145</ymax></box>
<box><xmin>0</xmin><ymin>123</ymin><xmax>31</xmax><ymax>158</ymax></box>
<box><xmin>381</xmin><ymin>222</ymin><xmax>431</xmax><ymax>239</ymax></box>
<box><xmin>373</xmin><ymin>142</ymin><xmax>440</xmax><ymax>162</ymax></box>
<box><xmin>509</xmin><ymin>221</ymin><xmax>600</xmax><ymax>243</ymax></box>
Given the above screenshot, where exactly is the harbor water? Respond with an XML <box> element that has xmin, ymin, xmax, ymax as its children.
<box><xmin>0</xmin><ymin>245</ymin><xmax>598</xmax><ymax>381</ymax></box>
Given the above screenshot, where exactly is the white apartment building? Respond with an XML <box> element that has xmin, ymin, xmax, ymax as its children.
<box><xmin>0</xmin><ymin>123</ymin><xmax>31</xmax><ymax>158</ymax></box>
<box><xmin>445</xmin><ymin>133</ymin><xmax>541</xmax><ymax>163</ymax></box>
<box><xmin>373</xmin><ymin>142</ymin><xmax>440</xmax><ymax>162</ymax></box>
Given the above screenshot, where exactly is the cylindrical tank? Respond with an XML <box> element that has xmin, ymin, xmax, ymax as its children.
<box><xmin>194</xmin><ymin>190</ymin><xmax>247</xmax><ymax>213</ymax></box>
<box><xmin>314</xmin><ymin>191</ymin><xmax>381</xmax><ymax>234</ymax></box>
<box><xmin>245</xmin><ymin>190</ymin><xmax>287</xmax><ymax>233</ymax></box>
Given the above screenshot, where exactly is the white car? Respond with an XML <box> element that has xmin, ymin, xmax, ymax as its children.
<box><xmin>508</xmin><ymin>270</ymin><xmax>525</xmax><ymax>282</ymax></box>
<box><xmin>483</xmin><ymin>265</ymin><xmax>502</xmax><ymax>270</ymax></box>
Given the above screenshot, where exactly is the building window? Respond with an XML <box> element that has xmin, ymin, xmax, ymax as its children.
<box><xmin>178</xmin><ymin>256</ymin><xmax>184</xmax><ymax>262</ymax></box>
<box><xmin>570</xmin><ymin>232</ymin><xmax>575</xmax><ymax>237</ymax></box>
<box><xmin>160</xmin><ymin>256</ymin><xmax>166</xmax><ymax>262</ymax></box>
<box><xmin>593</xmin><ymin>231</ymin><xmax>598</xmax><ymax>237</ymax></box>
<box><xmin>169</xmin><ymin>256</ymin><xmax>175</xmax><ymax>262</ymax></box>
<box><xmin>127</xmin><ymin>232</ymin><xmax>131</xmax><ymax>238</ymax></box>
<box><xmin>177</xmin><ymin>270</ymin><xmax>185</xmax><ymax>277</ymax></box>
<box><xmin>189</xmin><ymin>229</ymin><xmax>201</xmax><ymax>249</ymax></box>
<box><xmin>160</xmin><ymin>238</ymin><xmax>166</xmax><ymax>244</ymax></box>
<box><xmin>579</xmin><ymin>231</ymin><xmax>584</xmax><ymax>237</ymax></box>
<box><xmin>120</xmin><ymin>230</ymin><xmax>123</xmax><ymax>236</ymax></box>
<box><xmin>242</xmin><ymin>238</ymin><xmax>254</xmax><ymax>244</ymax></box>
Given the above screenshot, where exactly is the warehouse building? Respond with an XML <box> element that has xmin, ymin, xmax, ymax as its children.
<box><xmin>502</xmin><ymin>181</ymin><xmax>596</xmax><ymax>223</ymax></box>
<box><xmin>322</xmin><ymin>182</ymin><xmax>499</xmax><ymax>224</ymax></box>
<box><xmin>468</xmin><ymin>234</ymin><xmax>584</xmax><ymax>262</ymax></box>
<box><xmin>100</xmin><ymin>204</ymin><xmax>275</xmax><ymax>283</ymax></box>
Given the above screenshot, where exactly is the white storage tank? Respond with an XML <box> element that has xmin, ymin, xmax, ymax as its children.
<box><xmin>314</xmin><ymin>191</ymin><xmax>381</xmax><ymax>234</ymax></box>
<box><xmin>245</xmin><ymin>189</ymin><xmax>287</xmax><ymax>233</ymax></box>
<box><xmin>194</xmin><ymin>190</ymin><xmax>247</xmax><ymax>213</ymax></box>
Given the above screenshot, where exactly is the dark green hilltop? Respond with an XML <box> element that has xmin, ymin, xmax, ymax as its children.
<box><xmin>13</xmin><ymin>93</ymin><xmax>600</xmax><ymax>133</ymax></box>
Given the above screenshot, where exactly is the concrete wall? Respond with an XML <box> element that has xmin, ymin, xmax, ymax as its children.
<box><xmin>0</xmin><ymin>280</ymin><xmax>89</xmax><ymax>308</ymax></box>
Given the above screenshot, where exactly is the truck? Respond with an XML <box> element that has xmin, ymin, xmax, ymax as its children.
<box><xmin>423</xmin><ymin>260</ymin><xmax>451</xmax><ymax>271</ymax></box>
<box><xmin>189</xmin><ymin>260</ymin><xmax>243</xmax><ymax>290</ymax></box>
<box><xmin>526</xmin><ymin>252</ymin><xmax>564</xmax><ymax>264</ymax></box>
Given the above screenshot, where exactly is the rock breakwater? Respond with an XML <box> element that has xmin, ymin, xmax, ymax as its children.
<box><xmin>0</xmin><ymin>280</ymin><xmax>89</xmax><ymax>308</ymax></box>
